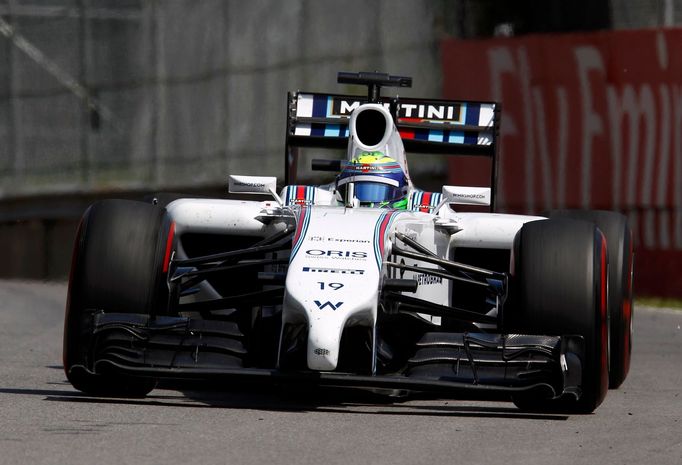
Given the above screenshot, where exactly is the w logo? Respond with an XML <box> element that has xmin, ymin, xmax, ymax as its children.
<box><xmin>314</xmin><ymin>300</ymin><xmax>343</xmax><ymax>311</ymax></box>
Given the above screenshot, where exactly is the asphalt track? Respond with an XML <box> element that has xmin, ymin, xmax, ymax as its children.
<box><xmin>0</xmin><ymin>280</ymin><xmax>680</xmax><ymax>465</ymax></box>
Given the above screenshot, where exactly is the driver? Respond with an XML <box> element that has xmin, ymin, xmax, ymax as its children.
<box><xmin>336</xmin><ymin>151</ymin><xmax>408</xmax><ymax>209</ymax></box>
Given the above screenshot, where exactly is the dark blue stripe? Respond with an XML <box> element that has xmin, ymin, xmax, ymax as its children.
<box><xmin>414</xmin><ymin>129</ymin><xmax>429</xmax><ymax>141</ymax></box>
<box><xmin>463</xmin><ymin>133</ymin><xmax>478</xmax><ymax>145</ymax></box>
<box><xmin>312</xmin><ymin>95</ymin><xmax>328</xmax><ymax>117</ymax></box>
<box><xmin>464</xmin><ymin>104</ymin><xmax>480</xmax><ymax>145</ymax></box>
<box><xmin>311</xmin><ymin>123</ymin><xmax>325</xmax><ymax>136</ymax></box>
<box><xmin>465</xmin><ymin>103</ymin><xmax>480</xmax><ymax>125</ymax></box>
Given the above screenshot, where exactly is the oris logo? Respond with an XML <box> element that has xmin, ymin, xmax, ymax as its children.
<box><xmin>305</xmin><ymin>249</ymin><xmax>368</xmax><ymax>259</ymax></box>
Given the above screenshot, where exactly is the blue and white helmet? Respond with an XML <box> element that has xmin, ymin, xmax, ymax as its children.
<box><xmin>336</xmin><ymin>151</ymin><xmax>409</xmax><ymax>208</ymax></box>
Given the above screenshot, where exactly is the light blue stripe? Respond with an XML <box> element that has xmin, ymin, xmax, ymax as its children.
<box><xmin>373</xmin><ymin>211</ymin><xmax>402</xmax><ymax>271</ymax></box>
<box><xmin>373</xmin><ymin>211</ymin><xmax>386</xmax><ymax>271</ymax></box>
<box><xmin>428</xmin><ymin>130</ymin><xmax>443</xmax><ymax>142</ymax></box>
<box><xmin>326</xmin><ymin>96</ymin><xmax>333</xmax><ymax>117</ymax></box>
<box><xmin>324</xmin><ymin>124</ymin><xmax>340</xmax><ymax>137</ymax></box>
<box><xmin>411</xmin><ymin>191</ymin><xmax>422</xmax><ymax>210</ymax></box>
<box><xmin>448</xmin><ymin>131</ymin><xmax>465</xmax><ymax>144</ymax></box>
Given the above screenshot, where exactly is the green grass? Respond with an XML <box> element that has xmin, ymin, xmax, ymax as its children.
<box><xmin>635</xmin><ymin>297</ymin><xmax>682</xmax><ymax>310</ymax></box>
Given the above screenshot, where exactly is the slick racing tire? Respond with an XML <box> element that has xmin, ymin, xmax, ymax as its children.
<box><xmin>63</xmin><ymin>200</ymin><xmax>174</xmax><ymax>397</ymax></box>
<box><xmin>545</xmin><ymin>210</ymin><xmax>634</xmax><ymax>389</ymax></box>
<box><xmin>507</xmin><ymin>218</ymin><xmax>609</xmax><ymax>414</ymax></box>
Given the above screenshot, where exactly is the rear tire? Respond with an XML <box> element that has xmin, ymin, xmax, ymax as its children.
<box><xmin>63</xmin><ymin>200</ymin><xmax>174</xmax><ymax>397</ymax></box>
<box><xmin>506</xmin><ymin>218</ymin><xmax>609</xmax><ymax>413</ymax></box>
<box><xmin>545</xmin><ymin>210</ymin><xmax>633</xmax><ymax>388</ymax></box>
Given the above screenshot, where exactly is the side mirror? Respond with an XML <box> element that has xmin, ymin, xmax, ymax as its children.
<box><xmin>442</xmin><ymin>185</ymin><xmax>491</xmax><ymax>206</ymax></box>
<box><xmin>228</xmin><ymin>175</ymin><xmax>277</xmax><ymax>194</ymax></box>
<box><xmin>228</xmin><ymin>175</ymin><xmax>282</xmax><ymax>206</ymax></box>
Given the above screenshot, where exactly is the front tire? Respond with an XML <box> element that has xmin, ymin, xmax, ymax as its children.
<box><xmin>63</xmin><ymin>200</ymin><xmax>174</xmax><ymax>396</ymax></box>
<box><xmin>506</xmin><ymin>218</ymin><xmax>609</xmax><ymax>413</ymax></box>
<box><xmin>545</xmin><ymin>210</ymin><xmax>633</xmax><ymax>388</ymax></box>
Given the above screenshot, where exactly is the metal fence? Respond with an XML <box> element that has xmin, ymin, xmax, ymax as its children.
<box><xmin>0</xmin><ymin>0</ymin><xmax>445</xmax><ymax>200</ymax></box>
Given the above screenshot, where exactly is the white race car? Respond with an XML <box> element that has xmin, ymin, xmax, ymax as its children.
<box><xmin>63</xmin><ymin>72</ymin><xmax>634</xmax><ymax>413</ymax></box>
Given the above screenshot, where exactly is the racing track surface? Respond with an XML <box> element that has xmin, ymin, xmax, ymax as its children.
<box><xmin>0</xmin><ymin>280</ymin><xmax>680</xmax><ymax>465</ymax></box>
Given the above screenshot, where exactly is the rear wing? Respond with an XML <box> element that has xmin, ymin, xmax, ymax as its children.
<box><xmin>284</xmin><ymin>77</ymin><xmax>501</xmax><ymax>208</ymax></box>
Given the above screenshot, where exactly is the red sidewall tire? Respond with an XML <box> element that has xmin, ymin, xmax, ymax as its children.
<box><xmin>545</xmin><ymin>210</ymin><xmax>634</xmax><ymax>389</ymax></box>
<box><xmin>63</xmin><ymin>200</ymin><xmax>174</xmax><ymax>396</ymax></box>
<box><xmin>508</xmin><ymin>219</ymin><xmax>608</xmax><ymax>413</ymax></box>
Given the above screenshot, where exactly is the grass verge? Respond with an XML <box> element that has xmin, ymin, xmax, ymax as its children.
<box><xmin>635</xmin><ymin>297</ymin><xmax>682</xmax><ymax>310</ymax></box>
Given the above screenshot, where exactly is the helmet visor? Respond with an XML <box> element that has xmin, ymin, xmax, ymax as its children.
<box><xmin>354</xmin><ymin>182</ymin><xmax>405</xmax><ymax>203</ymax></box>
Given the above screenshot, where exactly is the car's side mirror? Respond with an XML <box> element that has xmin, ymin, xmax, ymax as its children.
<box><xmin>441</xmin><ymin>185</ymin><xmax>491</xmax><ymax>206</ymax></box>
<box><xmin>228</xmin><ymin>175</ymin><xmax>283</xmax><ymax>206</ymax></box>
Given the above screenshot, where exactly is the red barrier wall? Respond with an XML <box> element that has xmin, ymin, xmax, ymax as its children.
<box><xmin>442</xmin><ymin>29</ymin><xmax>682</xmax><ymax>297</ymax></box>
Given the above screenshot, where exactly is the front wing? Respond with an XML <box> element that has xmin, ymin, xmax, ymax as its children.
<box><xmin>72</xmin><ymin>312</ymin><xmax>584</xmax><ymax>401</ymax></box>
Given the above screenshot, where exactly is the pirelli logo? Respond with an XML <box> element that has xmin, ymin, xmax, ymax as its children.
<box><xmin>302</xmin><ymin>267</ymin><xmax>365</xmax><ymax>275</ymax></box>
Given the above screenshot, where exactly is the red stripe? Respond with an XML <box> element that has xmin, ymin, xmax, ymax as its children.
<box><xmin>622</xmin><ymin>230</ymin><xmax>634</xmax><ymax>377</ymax></box>
<box><xmin>399</xmin><ymin>129</ymin><xmax>415</xmax><ymax>140</ymax></box>
<box><xmin>420</xmin><ymin>192</ymin><xmax>432</xmax><ymax>212</ymax></box>
<box><xmin>378</xmin><ymin>212</ymin><xmax>396</xmax><ymax>254</ymax></box>
<box><xmin>380</xmin><ymin>213</ymin><xmax>393</xmax><ymax>236</ymax></box>
<box><xmin>398</xmin><ymin>118</ymin><xmax>421</xmax><ymax>139</ymax></box>
<box><xmin>296</xmin><ymin>185</ymin><xmax>305</xmax><ymax>201</ymax></box>
<box><xmin>599</xmin><ymin>233</ymin><xmax>609</xmax><ymax>396</ymax></box>
<box><xmin>162</xmin><ymin>221</ymin><xmax>176</xmax><ymax>273</ymax></box>
<box><xmin>292</xmin><ymin>207</ymin><xmax>307</xmax><ymax>246</ymax></box>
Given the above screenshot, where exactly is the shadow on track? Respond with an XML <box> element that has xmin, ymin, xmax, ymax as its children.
<box><xmin>0</xmin><ymin>385</ymin><xmax>569</xmax><ymax>421</ymax></box>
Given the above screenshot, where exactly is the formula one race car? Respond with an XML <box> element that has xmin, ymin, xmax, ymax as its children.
<box><xmin>63</xmin><ymin>72</ymin><xmax>634</xmax><ymax>413</ymax></box>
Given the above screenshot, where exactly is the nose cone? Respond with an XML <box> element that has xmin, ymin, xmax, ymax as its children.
<box><xmin>306</xmin><ymin>310</ymin><xmax>345</xmax><ymax>371</ymax></box>
<box><xmin>283</xmin><ymin>274</ymin><xmax>376</xmax><ymax>371</ymax></box>
<box><xmin>282</xmin><ymin>206</ymin><xmax>388</xmax><ymax>371</ymax></box>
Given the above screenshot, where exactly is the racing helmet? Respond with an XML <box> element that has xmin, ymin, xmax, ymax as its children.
<box><xmin>337</xmin><ymin>152</ymin><xmax>408</xmax><ymax>209</ymax></box>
